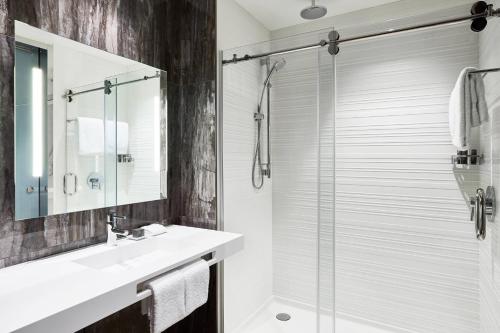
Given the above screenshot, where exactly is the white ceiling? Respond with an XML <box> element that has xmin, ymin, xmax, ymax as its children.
<box><xmin>235</xmin><ymin>0</ymin><xmax>402</xmax><ymax>31</ymax></box>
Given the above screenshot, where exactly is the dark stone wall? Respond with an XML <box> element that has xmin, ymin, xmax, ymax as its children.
<box><xmin>0</xmin><ymin>0</ymin><xmax>217</xmax><ymax>332</ymax></box>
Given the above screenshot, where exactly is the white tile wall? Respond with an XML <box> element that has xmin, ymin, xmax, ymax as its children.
<box><xmin>271</xmin><ymin>47</ymin><xmax>322</xmax><ymax>306</ymax></box>
<box><xmin>270</xmin><ymin>35</ymin><xmax>335</xmax><ymax>314</ymax></box>
<box><xmin>479</xmin><ymin>0</ymin><xmax>500</xmax><ymax>330</ymax></box>
<box><xmin>335</xmin><ymin>24</ymin><xmax>480</xmax><ymax>332</ymax></box>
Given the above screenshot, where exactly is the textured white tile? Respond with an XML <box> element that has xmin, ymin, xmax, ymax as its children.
<box><xmin>334</xmin><ymin>23</ymin><xmax>480</xmax><ymax>333</ymax></box>
<box><xmin>479</xmin><ymin>0</ymin><xmax>500</xmax><ymax>331</ymax></box>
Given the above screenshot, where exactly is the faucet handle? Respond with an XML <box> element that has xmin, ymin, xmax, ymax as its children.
<box><xmin>107</xmin><ymin>211</ymin><xmax>127</xmax><ymax>225</ymax></box>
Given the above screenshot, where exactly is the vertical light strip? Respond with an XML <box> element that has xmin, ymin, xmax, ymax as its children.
<box><xmin>153</xmin><ymin>95</ymin><xmax>160</xmax><ymax>172</ymax></box>
<box><xmin>32</xmin><ymin>67</ymin><xmax>43</xmax><ymax>178</ymax></box>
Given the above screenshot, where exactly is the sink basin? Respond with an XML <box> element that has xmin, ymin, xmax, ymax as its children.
<box><xmin>0</xmin><ymin>225</ymin><xmax>243</xmax><ymax>333</ymax></box>
<box><xmin>74</xmin><ymin>237</ymin><xmax>173</xmax><ymax>272</ymax></box>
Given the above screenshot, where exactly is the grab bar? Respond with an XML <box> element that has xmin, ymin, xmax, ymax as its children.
<box><xmin>136</xmin><ymin>257</ymin><xmax>218</xmax><ymax>300</ymax></box>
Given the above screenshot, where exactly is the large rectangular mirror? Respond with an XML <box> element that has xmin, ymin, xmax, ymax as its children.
<box><xmin>14</xmin><ymin>21</ymin><xmax>167</xmax><ymax>220</ymax></box>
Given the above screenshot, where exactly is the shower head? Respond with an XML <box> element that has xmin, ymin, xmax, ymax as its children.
<box><xmin>300</xmin><ymin>0</ymin><xmax>327</xmax><ymax>20</ymax></box>
<box><xmin>264</xmin><ymin>58</ymin><xmax>286</xmax><ymax>86</ymax></box>
<box><xmin>272</xmin><ymin>58</ymin><xmax>287</xmax><ymax>72</ymax></box>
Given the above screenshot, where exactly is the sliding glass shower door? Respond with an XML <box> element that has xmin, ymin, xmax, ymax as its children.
<box><xmin>333</xmin><ymin>17</ymin><xmax>482</xmax><ymax>333</ymax></box>
<box><xmin>221</xmin><ymin>28</ymin><xmax>335</xmax><ymax>333</ymax></box>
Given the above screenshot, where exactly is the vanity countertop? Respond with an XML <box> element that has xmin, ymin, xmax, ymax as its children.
<box><xmin>0</xmin><ymin>225</ymin><xmax>243</xmax><ymax>333</ymax></box>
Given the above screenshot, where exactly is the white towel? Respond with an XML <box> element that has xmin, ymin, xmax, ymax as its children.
<box><xmin>116</xmin><ymin>121</ymin><xmax>129</xmax><ymax>154</ymax></box>
<box><xmin>141</xmin><ymin>223</ymin><xmax>168</xmax><ymax>237</ymax></box>
<box><xmin>146</xmin><ymin>269</ymin><xmax>187</xmax><ymax>333</ymax></box>
<box><xmin>449</xmin><ymin>67</ymin><xmax>488</xmax><ymax>148</ymax></box>
<box><xmin>104</xmin><ymin>121</ymin><xmax>129</xmax><ymax>154</ymax></box>
<box><xmin>181</xmin><ymin>260</ymin><xmax>209</xmax><ymax>315</ymax></box>
<box><xmin>77</xmin><ymin>117</ymin><xmax>104</xmax><ymax>155</ymax></box>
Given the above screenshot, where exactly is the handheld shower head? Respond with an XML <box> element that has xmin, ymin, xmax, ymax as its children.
<box><xmin>273</xmin><ymin>58</ymin><xmax>287</xmax><ymax>72</ymax></box>
<box><xmin>262</xmin><ymin>58</ymin><xmax>286</xmax><ymax>88</ymax></box>
<box><xmin>301</xmin><ymin>0</ymin><xmax>327</xmax><ymax>20</ymax></box>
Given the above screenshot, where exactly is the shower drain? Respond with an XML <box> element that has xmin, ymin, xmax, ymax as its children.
<box><xmin>276</xmin><ymin>313</ymin><xmax>291</xmax><ymax>321</ymax></box>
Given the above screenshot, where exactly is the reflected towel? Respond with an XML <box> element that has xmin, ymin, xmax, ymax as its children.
<box><xmin>77</xmin><ymin>117</ymin><xmax>104</xmax><ymax>155</ymax></box>
<box><xmin>449</xmin><ymin>67</ymin><xmax>488</xmax><ymax>148</ymax></box>
<box><xmin>104</xmin><ymin>121</ymin><xmax>129</xmax><ymax>154</ymax></box>
<box><xmin>117</xmin><ymin>121</ymin><xmax>129</xmax><ymax>154</ymax></box>
<box><xmin>146</xmin><ymin>269</ymin><xmax>187</xmax><ymax>333</ymax></box>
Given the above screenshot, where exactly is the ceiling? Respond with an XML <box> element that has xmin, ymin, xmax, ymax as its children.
<box><xmin>235</xmin><ymin>0</ymin><xmax>402</xmax><ymax>31</ymax></box>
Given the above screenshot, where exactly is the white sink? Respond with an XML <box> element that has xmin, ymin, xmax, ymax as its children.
<box><xmin>0</xmin><ymin>225</ymin><xmax>244</xmax><ymax>333</ymax></box>
<box><xmin>74</xmin><ymin>238</ymin><xmax>174</xmax><ymax>272</ymax></box>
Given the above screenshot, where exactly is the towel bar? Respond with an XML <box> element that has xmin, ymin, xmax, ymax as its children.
<box><xmin>136</xmin><ymin>257</ymin><xmax>218</xmax><ymax>300</ymax></box>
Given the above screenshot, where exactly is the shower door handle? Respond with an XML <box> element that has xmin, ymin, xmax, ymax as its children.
<box><xmin>469</xmin><ymin>186</ymin><xmax>495</xmax><ymax>240</ymax></box>
<box><xmin>63</xmin><ymin>173</ymin><xmax>78</xmax><ymax>196</ymax></box>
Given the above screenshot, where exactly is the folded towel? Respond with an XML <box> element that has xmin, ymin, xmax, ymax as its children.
<box><xmin>141</xmin><ymin>223</ymin><xmax>168</xmax><ymax>237</ymax></box>
<box><xmin>146</xmin><ymin>269</ymin><xmax>187</xmax><ymax>333</ymax></box>
<box><xmin>77</xmin><ymin>117</ymin><xmax>104</xmax><ymax>155</ymax></box>
<box><xmin>104</xmin><ymin>121</ymin><xmax>129</xmax><ymax>154</ymax></box>
<box><xmin>181</xmin><ymin>260</ymin><xmax>209</xmax><ymax>315</ymax></box>
<box><xmin>449</xmin><ymin>67</ymin><xmax>488</xmax><ymax>148</ymax></box>
<box><xmin>116</xmin><ymin>121</ymin><xmax>129</xmax><ymax>154</ymax></box>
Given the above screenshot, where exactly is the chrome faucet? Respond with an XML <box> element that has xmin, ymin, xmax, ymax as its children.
<box><xmin>107</xmin><ymin>212</ymin><xmax>129</xmax><ymax>245</ymax></box>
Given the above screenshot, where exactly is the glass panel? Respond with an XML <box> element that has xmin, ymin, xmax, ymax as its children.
<box><xmin>318</xmin><ymin>34</ymin><xmax>335</xmax><ymax>333</ymax></box>
<box><xmin>65</xmin><ymin>81</ymin><xmax>107</xmax><ymax>213</ymax></box>
<box><xmin>14</xmin><ymin>42</ymin><xmax>49</xmax><ymax>220</ymax></box>
<box><xmin>334</xmin><ymin>17</ymin><xmax>479</xmax><ymax>333</ymax></box>
<box><xmin>221</xmin><ymin>28</ymin><xmax>335</xmax><ymax>333</ymax></box>
<box><xmin>107</xmin><ymin>68</ymin><xmax>166</xmax><ymax>206</ymax></box>
<box><xmin>104</xmin><ymin>78</ymin><xmax>118</xmax><ymax>209</ymax></box>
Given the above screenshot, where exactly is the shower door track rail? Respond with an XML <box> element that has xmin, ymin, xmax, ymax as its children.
<box><xmin>222</xmin><ymin>5</ymin><xmax>500</xmax><ymax>65</ymax></box>
<box><xmin>63</xmin><ymin>71</ymin><xmax>161</xmax><ymax>101</ymax></box>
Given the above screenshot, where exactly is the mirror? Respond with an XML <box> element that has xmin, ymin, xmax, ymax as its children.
<box><xmin>14</xmin><ymin>21</ymin><xmax>167</xmax><ymax>220</ymax></box>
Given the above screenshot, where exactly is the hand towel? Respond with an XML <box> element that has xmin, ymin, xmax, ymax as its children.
<box><xmin>77</xmin><ymin>117</ymin><xmax>104</xmax><ymax>155</ymax></box>
<box><xmin>104</xmin><ymin>121</ymin><xmax>129</xmax><ymax>154</ymax></box>
<box><xmin>141</xmin><ymin>223</ymin><xmax>168</xmax><ymax>237</ymax></box>
<box><xmin>181</xmin><ymin>260</ymin><xmax>209</xmax><ymax>315</ymax></box>
<box><xmin>116</xmin><ymin>121</ymin><xmax>129</xmax><ymax>154</ymax></box>
<box><xmin>145</xmin><ymin>269</ymin><xmax>187</xmax><ymax>333</ymax></box>
<box><xmin>449</xmin><ymin>67</ymin><xmax>489</xmax><ymax>148</ymax></box>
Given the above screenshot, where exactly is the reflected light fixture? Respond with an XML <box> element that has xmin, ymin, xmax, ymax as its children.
<box><xmin>32</xmin><ymin>67</ymin><xmax>43</xmax><ymax>178</ymax></box>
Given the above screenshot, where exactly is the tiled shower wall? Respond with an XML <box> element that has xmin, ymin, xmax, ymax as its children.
<box><xmin>479</xmin><ymin>0</ymin><xmax>500</xmax><ymax>330</ymax></box>
<box><xmin>335</xmin><ymin>23</ymin><xmax>479</xmax><ymax>332</ymax></box>
<box><xmin>269</xmin><ymin>22</ymin><xmax>481</xmax><ymax>333</ymax></box>
<box><xmin>0</xmin><ymin>0</ymin><xmax>216</xmax><ymax>332</ymax></box>
<box><xmin>270</xmin><ymin>30</ymin><xmax>334</xmax><ymax>310</ymax></box>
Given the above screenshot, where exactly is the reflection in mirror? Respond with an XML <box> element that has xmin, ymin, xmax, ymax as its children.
<box><xmin>14</xmin><ymin>21</ymin><xmax>167</xmax><ymax>220</ymax></box>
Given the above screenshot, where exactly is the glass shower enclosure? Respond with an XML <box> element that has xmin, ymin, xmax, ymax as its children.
<box><xmin>221</xmin><ymin>5</ymin><xmax>499</xmax><ymax>333</ymax></box>
<box><xmin>220</xmin><ymin>28</ymin><xmax>335</xmax><ymax>333</ymax></box>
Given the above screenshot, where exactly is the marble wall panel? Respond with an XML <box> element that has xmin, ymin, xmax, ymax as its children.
<box><xmin>0</xmin><ymin>0</ymin><xmax>217</xmax><ymax>330</ymax></box>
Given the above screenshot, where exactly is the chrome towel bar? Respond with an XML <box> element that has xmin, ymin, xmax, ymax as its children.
<box><xmin>136</xmin><ymin>257</ymin><xmax>218</xmax><ymax>300</ymax></box>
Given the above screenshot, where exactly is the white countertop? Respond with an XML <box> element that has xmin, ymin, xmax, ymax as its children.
<box><xmin>0</xmin><ymin>225</ymin><xmax>243</xmax><ymax>333</ymax></box>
